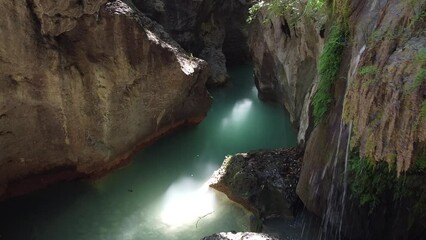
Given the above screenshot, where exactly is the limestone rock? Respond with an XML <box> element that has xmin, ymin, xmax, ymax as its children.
<box><xmin>32</xmin><ymin>0</ymin><xmax>108</xmax><ymax>36</ymax></box>
<box><xmin>295</xmin><ymin>0</ymin><xmax>426</xmax><ymax>238</ymax></box>
<box><xmin>201</xmin><ymin>232</ymin><xmax>280</xmax><ymax>240</ymax></box>
<box><xmin>248</xmin><ymin>7</ymin><xmax>324</xmax><ymax>144</ymax></box>
<box><xmin>0</xmin><ymin>0</ymin><xmax>211</xmax><ymax>199</ymax></box>
<box><xmin>343</xmin><ymin>0</ymin><xmax>426</xmax><ymax>172</ymax></box>
<box><xmin>208</xmin><ymin>148</ymin><xmax>302</xmax><ymax>219</ymax></box>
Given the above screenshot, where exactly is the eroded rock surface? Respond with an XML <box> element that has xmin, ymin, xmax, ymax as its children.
<box><xmin>295</xmin><ymin>0</ymin><xmax>426</xmax><ymax>239</ymax></box>
<box><xmin>208</xmin><ymin>148</ymin><xmax>302</xmax><ymax>219</ymax></box>
<box><xmin>0</xmin><ymin>0</ymin><xmax>211</xmax><ymax>199</ymax></box>
<box><xmin>343</xmin><ymin>0</ymin><xmax>426</xmax><ymax>172</ymax></box>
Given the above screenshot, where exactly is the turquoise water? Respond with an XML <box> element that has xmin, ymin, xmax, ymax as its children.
<box><xmin>0</xmin><ymin>65</ymin><xmax>297</xmax><ymax>240</ymax></box>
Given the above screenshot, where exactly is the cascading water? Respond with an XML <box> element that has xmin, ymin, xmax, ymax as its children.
<box><xmin>319</xmin><ymin>118</ymin><xmax>349</xmax><ymax>240</ymax></box>
<box><xmin>319</xmin><ymin>43</ymin><xmax>366</xmax><ymax>240</ymax></box>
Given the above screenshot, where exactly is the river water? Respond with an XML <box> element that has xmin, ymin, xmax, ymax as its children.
<box><xmin>0</xmin><ymin>65</ymin><xmax>298</xmax><ymax>240</ymax></box>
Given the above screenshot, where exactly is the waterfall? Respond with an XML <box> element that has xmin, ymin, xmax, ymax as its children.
<box><xmin>318</xmin><ymin>43</ymin><xmax>365</xmax><ymax>239</ymax></box>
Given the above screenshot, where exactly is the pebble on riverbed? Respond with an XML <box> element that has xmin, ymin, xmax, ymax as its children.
<box><xmin>208</xmin><ymin>148</ymin><xmax>303</xmax><ymax>224</ymax></box>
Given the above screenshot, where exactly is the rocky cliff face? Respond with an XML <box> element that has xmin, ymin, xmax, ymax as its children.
<box><xmin>249</xmin><ymin>0</ymin><xmax>426</xmax><ymax>238</ymax></box>
<box><xmin>248</xmin><ymin>8</ymin><xmax>324</xmax><ymax>144</ymax></box>
<box><xmin>344</xmin><ymin>0</ymin><xmax>426</xmax><ymax>172</ymax></box>
<box><xmin>132</xmin><ymin>0</ymin><xmax>250</xmax><ymax>86</ymax></box>
<box><xmin>0</xmin><ymin>0</ymin><xmax>211</xmax><ymax>199</ymax></box>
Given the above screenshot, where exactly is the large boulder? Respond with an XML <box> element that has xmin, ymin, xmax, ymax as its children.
<box><xmin>208</xmin><ymin>148</ymin><xmax>302</xmax><ymax>219</ymax></box>
<box><xmin>0</xmin><ymin>0</ymin><xmax>211</xmax><ymax>199</ymax></box>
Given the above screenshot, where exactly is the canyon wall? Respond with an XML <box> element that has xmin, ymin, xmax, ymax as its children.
<box><xmin>248</xmin><ymin>8</ymin><xmax>324</xmax><ymax>144</ymax></box>
<box><xmin>132</xmin><ymin>0</ymin><xmax>250</xmax><ymax>86</ymax></box>
<box><xmin>249</xmin><ymin>0</ymin><xmax>426</xmax><ymax>238</ymax></box>
<box><xmin>0</xmin><ymin>0</ymin><xmax>211</xmax><ymax>199</ymax></box>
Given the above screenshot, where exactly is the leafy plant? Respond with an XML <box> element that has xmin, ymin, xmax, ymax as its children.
<box><xmin>350</xmin><ymin>150</ymin><xmax>426</xmax><ymax>220</ymax></box>
<box><xmin>247</xmin><ymin>1</ymin><xmax>265</xmax><ymax>23</ymax></box>
<box><xmin>349</xmin><ymin>155</ymin><xmax>396</xmax><ymax>214</ymax></box>
<box><xmin>246</xmin><ymin>0</ymin><xmax>327</xmax><ymax>24</ymax></box>
<box><xmin>312</xmin><ymin>24</ymin><xmax>346</xmax><ymax>125</ymax></box>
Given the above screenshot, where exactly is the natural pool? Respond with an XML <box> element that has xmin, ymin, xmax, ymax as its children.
<box><xmin>0</xmin><ymin>65</ymin><xmax>297</xmax><ymax>240</ymax></box>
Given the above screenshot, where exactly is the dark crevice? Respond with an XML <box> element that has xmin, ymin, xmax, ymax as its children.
<box><xmin>0</xmin><ymin>131</ymin><xmax>13</xmax><ymax>136</ymax></box>
<box><xmin>281</xmin><ymin>19</ymin><xmax>291</xmax><ymax>37</ymax></box>
<box><xmin>25</xmin><ymin>0</ymin><xmax>42</xmax><ymax>36</ymax></box>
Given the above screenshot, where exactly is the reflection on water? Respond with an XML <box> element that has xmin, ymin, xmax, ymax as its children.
<box><xmin>0</xmin><ymin>65</ymin><xmax>297</xmax><ymax>240</ymax></box>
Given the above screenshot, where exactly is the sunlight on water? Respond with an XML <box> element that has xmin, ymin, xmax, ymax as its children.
<box><xmin>251</xmin><ymin>86</ymin><xmax>258</xmax><ymax>97</ymax></box>
<box><xmin>231</xmin><ymin>99</ymin><xmax>253</xmax><ymax>121</ymax></box>
<box><xmin>0</xmin><ymin>66</ymin><xmax>298</xmax><ymax>240</ymax></box>
<box><xmin>161</xmin><ymin>178</ymin><xmax>215</xmax><ymax>228</ymax></box>
<box><xmin>221</xmin><ymin>99</ymin><xmax>253</xmax><ymax>128</ymax></box>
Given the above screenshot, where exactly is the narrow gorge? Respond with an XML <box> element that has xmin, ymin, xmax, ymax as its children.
<box><xmin>0</xmin><ymin>0</ymin><xmax>425</xmax><ymax>240</ymax></box>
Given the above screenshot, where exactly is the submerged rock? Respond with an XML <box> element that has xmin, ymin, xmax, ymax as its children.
<box><xmin>201</xmin><ymin>232</ymin><xmax>280</xmax><ymax>240</ymax></box>
<box><xmin>208</xmin><ymin>148</ymin><xmax>302</xmax><ymax>220</ymax></box>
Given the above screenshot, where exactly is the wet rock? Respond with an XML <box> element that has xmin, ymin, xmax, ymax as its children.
<box><xmin>201</xmin><ymin>232</ymin><xmax>280</xmax><ymax>240</ymax></box>
<box><xmin>0</xmin><ymin>0</ymin><xmax>211</xmax><ymax>200</ymax></box>
<box><xmin>208</xmin><ymin>148</ymin><xmax>303</xmax><ymax>220</ymax></box>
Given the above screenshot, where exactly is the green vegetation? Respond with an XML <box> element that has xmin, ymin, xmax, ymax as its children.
<box><xmin>416</xmin><ymin>48</ymin><xmax>426</xmax><ymax>64</ymax></box>
<box><xmin>358</xmin><ymin>65</ymin><xmax>379</xmax><ymax>87</ymax></box>
<box><xmin>350</xmin><ymin>150</ymin><xmax>426</xmax><ymax>223</ymax></box>
<box><xmin>411</xmin><ymin>49</ymin><xmax>426</xmax><ymax>115</ymax></box>
<box><xmin>421</xmin><ymin>100</ymin><xmax>426</xmax><ymax>120</ymax></box>
<box><xmin>246</xmin><ymin>0</ymin><xmax>327</xmax><ymax>24</ymax></box>
<box><xmin>312</xmin><ymin>24</ymin><xmax>346</xmax><ymax>125</ymax></box>
<box><xmin>405</xmin><ymin>0</ymin><xmax>426</xmax><ymax>28</ymax></box>
<box><xmin>358</xmin><ymin>65</ymin><xmax>378</xmax><ymax>76</ymax></box>
<box><xmin>247</xmin><ymin>1</ymin><xmax>264</xmax><ymax>23</ymax></box>
<box><xmin>349</xmin><ymin>155</ymin><xmax>396</xmax><ymax>213</ymax></box>
<box><xmin>247</xmin><ymin>0</ymin><xmax>349</xmax><ymax>125</ymax></box>
<box><xmin>415</xmin><ymin>153</ymin><xmax>426</xmax><ymax>171</ymax></box>
<box><xmin>410</xmin><ymin>68</ymin><xmax>426</xmax><ymax>91</ymax></box>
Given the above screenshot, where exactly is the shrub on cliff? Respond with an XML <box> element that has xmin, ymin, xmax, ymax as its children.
<box><xmin>246</xmin><ymin>0</ymin><xmax>327</xmax><ymax>24</ymax></box>
<box><xmin>350</xmin><ymin>151</ymin><xmax>426</xmax><ymax>227</ymax></box>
